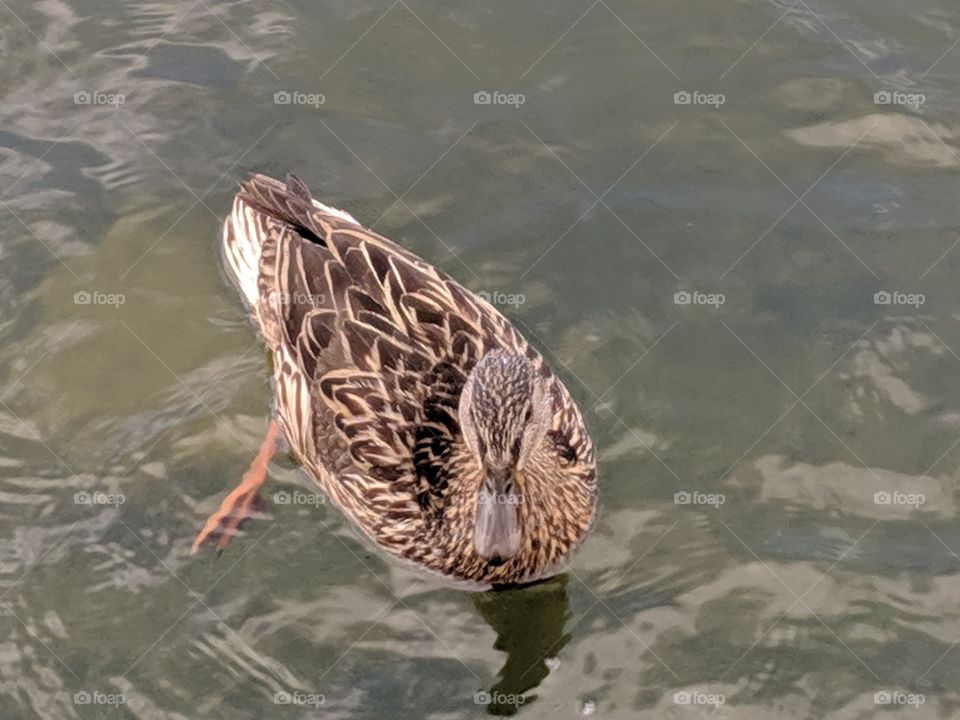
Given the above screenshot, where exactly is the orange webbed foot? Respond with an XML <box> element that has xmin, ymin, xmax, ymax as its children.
<box><xmin>191</xmin><ymin>420</ymin><xmax>279</xmax><ymax>555</ymax></box>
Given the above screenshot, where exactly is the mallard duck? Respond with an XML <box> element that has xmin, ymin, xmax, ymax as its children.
<box><xmin>192</xmin><ymin>173</ymin><xmax>597</xmax><ymax>586</ymax></box>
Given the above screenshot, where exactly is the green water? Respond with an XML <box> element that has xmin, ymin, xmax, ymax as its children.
<box><xmin>2</xmin><ymin>1</ymin><xmax>960</xmax><ymax>717</ymax></box>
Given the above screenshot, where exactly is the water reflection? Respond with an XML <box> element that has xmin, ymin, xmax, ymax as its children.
<box><xmin>474</xmin><ymin>575</ymin><xmax>570</xmax><ymax>716</ymax></box>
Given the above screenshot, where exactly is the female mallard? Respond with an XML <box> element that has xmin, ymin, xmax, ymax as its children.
<box><xmin>193</xmin><ymin>173</ymin><xmax>597</xmax><ymax>586</ymax></box>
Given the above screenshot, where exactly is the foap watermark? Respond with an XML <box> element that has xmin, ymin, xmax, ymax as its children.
<box><xmin>874</xmin><ymin>90</ymin><xmax>925</xmax><ymax>109</ymax></box>
<box><xmin>273</xmin><ymin>291</ymin><xmax>326</xmax><ymax>307</ymax></box>
<box><xmin>274</xmin><ymin>490</ymin><xmax>325</xmax><ymax>507</ymax></box>
<box><xmin>873</xmin><ymin>290</ymin><xmax>924</xmax><ymax>308</ymax></box>
<box><xmin>74</xmin><ymin>90</ymin><xmax>124</xmax><ymax>107</ymax></box>
<box><xmin>474</xmin><ymin>90</ymin><xmax>525</xmax><ymax>108</ymax></box>
<box><xmin>673</xmin><ymin>690</ymin><xmax>725</xmax><ymax>708</ymax></box>
<box><xmin>674</xmin><ymin>90</ymin><xmax>725</xmax><ymax>108</ymax></box>
<box><xmin>874</xmin><ymin>491</ymin><xmax>925</xmax><ymax>509</ymax></box>
<box><xmin>74</xmin><ymin>491</ymin><xmax>125</xmax><ymax>507</ymax></box>
<box><xmin>874</xmin><ymin>690</ymin><xmax>925</xmax><ymax>708</ymax></box>
<box><xmin>674</xmin><ymin>290</ymin><xmax>725</xmax><ymax>308</ymax></box>
<box><xmin>274</xmin><ymin>691</ymin><xmax>325</xmax><ymax>708</ymax></box>
<box><xmin>74</xmin><ymin>290</ymin><xmax>125</xmax><ymax>307</ymax></box>
<box><xmin>474</xmin><ymin>690</ymin><xmax>527</xmax><ymax>706</ymax></box>
<box><xmin>73</xmin><ymin>691</ymin><xmax>126</xmax><ymax>707</ymax></box>
<box><xmin>477</xmin><ymin>290</ymin><xmax>526</xmax><ymax>308</ymax></box>
<box><xmin>478</xmin><ymin>491</ymin><xmax>522</xmax><ymax>506</ymax></box>
<box><xmin>674</xmin><ymin>490</ymin><xmax>725</xmax><ymax>508</ymax></box>
<box><xmin>274</xmin><ymin>90</ymin><xmax>325</xmax><ymax>108</ymax></box>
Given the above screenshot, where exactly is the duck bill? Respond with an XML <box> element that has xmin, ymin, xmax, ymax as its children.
<box><xmin>473</xmin><ymin>471</ymin><xmax>522</xmax><ymax>564</ymax></box>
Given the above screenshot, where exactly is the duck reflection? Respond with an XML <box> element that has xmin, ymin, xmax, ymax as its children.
<box><xmin>473</xmin><ymin>574</ymin><xmax>571</xmax><ymax>716</ymax></box>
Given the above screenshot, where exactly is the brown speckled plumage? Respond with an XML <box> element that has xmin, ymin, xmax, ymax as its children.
<box><xmin>222</xmin><ymin>173</ymin><xmax>597</xmax><ymax>586</ymax></box>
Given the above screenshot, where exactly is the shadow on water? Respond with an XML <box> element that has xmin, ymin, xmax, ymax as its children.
<box><xmin>473</xmin><ymin>574</ymin><xmax>570</xmax><ymax>716</ymax></box>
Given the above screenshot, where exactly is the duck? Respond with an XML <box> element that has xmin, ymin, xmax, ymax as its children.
<box><xmin>192</xmin><ymin>173</ymin><xmax>598</xmax><ymax>587</ymax></box>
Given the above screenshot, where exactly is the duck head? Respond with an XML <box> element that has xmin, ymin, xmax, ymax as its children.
<box><xmin>458</xmin><ymin>349</ymin><xmax>553</xmax><ymax>565</ymax></box>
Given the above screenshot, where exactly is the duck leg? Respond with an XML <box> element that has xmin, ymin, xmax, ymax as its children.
<box><xmin>191</xmin><ymin>419</ymin><xmax>280</xmax><ymax>555</ymax></box>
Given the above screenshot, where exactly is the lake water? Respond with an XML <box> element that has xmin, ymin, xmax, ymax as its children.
<box><xmin>1</xmin><ymin>1</ymin><xmax>959</xmax><ymax>718</ymax></box>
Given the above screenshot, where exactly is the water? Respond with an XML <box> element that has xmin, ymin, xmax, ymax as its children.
<box><xmin>1</xmin><ymin>0</ymin><xmax>959</xmax><ymax>717</ymax></box>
